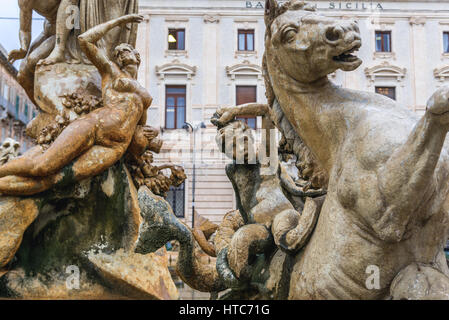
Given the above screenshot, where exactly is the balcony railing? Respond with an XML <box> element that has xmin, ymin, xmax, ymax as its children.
<box><xmin>0</xmin><ymin>95</ymin><xmax>30</xmax><ymax>125</ymax></box>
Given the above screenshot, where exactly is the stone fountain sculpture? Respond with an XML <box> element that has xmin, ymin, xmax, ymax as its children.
<box><xmin>0</xmin><ymin>1</ymin><xmax>185</xmax><ymax>299</ymax></box>
<box><xmin>135</xmin><ymin>0</ymin><xmax>449</xmax><ymax>300</ymax></box>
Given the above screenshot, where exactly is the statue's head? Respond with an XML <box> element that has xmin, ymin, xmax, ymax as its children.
<box><xmin>0</xmin><ymin>138</ymin><xmax>20</xmax><ymax>165</ymax></box>
<box><xmin>264</xmin><ymin>0</ymin><xmax>362</xmax><ymax>83</ymax></box>
<box><xmin>114</xmin><ymin>43</ymin><xmax>141</xmax><ymax>73</ymax></box>
<box><xmin>216</xmin><ymin>120</ymin><xmax>256</xmax><ymax>163</ymax></box>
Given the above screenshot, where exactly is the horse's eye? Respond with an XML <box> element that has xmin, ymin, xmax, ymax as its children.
<box><xmin>283</xmin><ymin>29</ymin><xmax>297</xmax><ymax>43</ymax></box>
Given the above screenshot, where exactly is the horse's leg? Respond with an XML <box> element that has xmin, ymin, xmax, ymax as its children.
<box><xmin>0</xmin><ymin>118</ymin><xmax>96</xmax><ymax>178</ymax></box>
<box><xmin>38</xmin><ymin>0</ymin><xmax>78</xmax><ymax>66</ymax></box>
<box><xmin>376</xmin><ymin>86</ymin><xmax>449</xmax><ymax>242</ymax></box>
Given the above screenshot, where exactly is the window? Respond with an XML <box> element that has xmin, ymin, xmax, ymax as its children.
<box><xmin>375</xmin><ymin>31</ymin><xmax>391</xmax><ymax>52</ymax></box>
<box><xmin>165</xmin><ymin>85</ymin><xmax>186</xmax><ymax>129</ymax></box>
<box><xmin>444</xmin><ymin>32</ymin><xmax>449</xmax><ymax>53</ymax></box>
<box><xmin>15</xmin><ymin>96</ymin><xmax>20</xmax><ymax>117</ymax></box>
<box><xmin>3</xmin><ymin>84</ymin><xmax>8</xmax><ymax>101</ymax></box>
<box><xmin>236</xmin><ymin>85</ymin><xmax>257</xmax><ymax>129</ymax></box>
<box><xmin>168</xmin><ymin>29</ymin><xmax>185</xmax><ymax>50</ymax></box>
<box><xmin>24</xmin><ymin>103</ymin><xmax>28</xmax><ymax>119</ymax></box>
<box><xmin>238</xmin><ymin>29</ymin><xmax>255</xmax><ymax>51</ymax></box>
<box><xmin>166</xmin><ymin>183</ymin><xmax>185</xmax><ymax>218</ymax></box>
<box><xmin>375</xmin><ymin>86</ymin><xmax>396</xmax><ymax>100</ymax></box>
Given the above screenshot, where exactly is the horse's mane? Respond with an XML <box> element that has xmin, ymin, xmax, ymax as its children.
<box><xmin>263</xmin><ymin>0</ymin><xmax>328</xmax><ymax>190</ymax></box>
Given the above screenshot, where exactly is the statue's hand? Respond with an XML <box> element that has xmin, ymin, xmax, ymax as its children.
<box><xmin>426</xmin><ymin>86</ymin><xmax>449</xmax><ymax>126</ymax></box>
<box><xmin>142</xmin><ymin>126</ymin><xmax>159</xmax><ymax>140</ymax></box>
<box><xmin>121</xmin><ymin>14</ymin><xmax>144</xmax><ymax>25</ymax></box>
<box><xmin>211</xmin><ymin>107</ymin><xmax>236</xmax><ymax>127</ymax></box>
<box><xmin>8</xmin><ymin>49</ymin><xmax>27</xmax><ymax>63</ymax></box>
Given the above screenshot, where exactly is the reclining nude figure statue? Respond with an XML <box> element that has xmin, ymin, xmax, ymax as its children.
<box><xmin>135</xmin><ymin>0</ymin><xmax>449</xmax><ymax>300</ymax></box>
<box><xmin>0</xmin><ymin>13</ymin><xmax>149</xmax><ymax>196</ymax></box>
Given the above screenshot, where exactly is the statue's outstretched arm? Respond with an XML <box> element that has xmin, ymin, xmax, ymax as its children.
<box><xmin>376</xmin><ymin>87</ymin><xmax>449</xmax><ymax>242</ymax></box>
<box><xmin>78</xmin><ymin>14</ymin><xmax>143</xmax><ymax>75</ymax></box>
<box><xmin>212</xmin><ymin>103</ymin><xmax>270</xmax><ymax>127</ymax></box>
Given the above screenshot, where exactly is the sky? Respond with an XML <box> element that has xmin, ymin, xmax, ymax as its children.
<box><xmin>0</xmin><ymin>0</ymin><xmax>45</xmax><ymax>68</ymax></box>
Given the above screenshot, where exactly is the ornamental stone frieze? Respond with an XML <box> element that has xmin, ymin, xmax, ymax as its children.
<box><xmin>365</xmin><ymin>61</ymin><xmax>407</xmax><ymax>86</ymax></box>
<box><xmin>155</xmin><ymin>59</ymin><xmax>197</xmax><ymax>80</ymax></box>
<box><xmin>226</xmin><ymin>60</ymin><xmax>263</xmax><ymax>81</ymax></box>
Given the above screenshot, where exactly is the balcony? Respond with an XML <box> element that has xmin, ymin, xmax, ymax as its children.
<box><xmin>0</xmin><ymin>95</ymin><xmax>30</xmax><ymax>125</ymax></box>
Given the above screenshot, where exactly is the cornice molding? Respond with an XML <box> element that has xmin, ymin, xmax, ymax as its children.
<box><xmin>155</xmin><ymin>59</ymin><xmax>197</xmax><ymax>80</ymax></box>
<box><xmin>226</xmin><ymin>60</ymin><xmax>262</xmax><ymax>80</ymax></box>
<box><xmin>434</xmin><ymin>65</ymin><xmax>449</xmax><ymax>81</ymax></box>
<box><xmin>365</xmin><ymin>61</ymin><xmax>407</xmax><ymax>82</ymax></box>
<box><xmin>203</xmin><ymin>15</ymin><xmax>220</xmax><ymax>23</ymax></box>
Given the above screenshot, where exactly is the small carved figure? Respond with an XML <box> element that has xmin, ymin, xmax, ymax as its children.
<box><xmin>211</xmin><ymin>116</ymin><xmax>321</xmax><ymax>283</ymax></box>
<box><xmin>0</xmin><ymin>14</ymin><xmax>149</xmax><ymax>196</ymax></box>
<box><xmin>0</xmin><ymin>139</ymin><xmax>21</xmax><ymax>166</ymax></box>
<box><xmin>124</xmin><ymin>126</ymin><xmax>186</xmax><ymax>197</ymax></box>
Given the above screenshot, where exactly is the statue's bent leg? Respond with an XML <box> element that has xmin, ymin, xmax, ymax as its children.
<box><xmin>38</xmin><ymin>0</ymin><xmax>79</xmax><ymax>66</ymax></box>
<box><xmin>0</xmin><ymin>174</ymin><xmax>62</xmax><ymax>196</ymax></box>
<box><xmin>72</xmin><ymin>145</ymin><xmax>123</xmax><ymax>181</ymax></box>
<box><xmin>18</xmin><ymin>35</ymin><xmax>55</xmax><ymax>103</ymax></box>
<box><xmin>0</xmin><ymin>119</ymin><xmax>96</xmax><ymax>178</ymax></box>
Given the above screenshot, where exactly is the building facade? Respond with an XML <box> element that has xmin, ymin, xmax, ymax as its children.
<box><xmin>0</xmin><ymin>45</ymin><xmax>36</xmax><ymax>154</ymax></box>
<box><xmin>136</xmin><ymin>0</ymin><xmax>449</xmax><ymax>225</ymax></box>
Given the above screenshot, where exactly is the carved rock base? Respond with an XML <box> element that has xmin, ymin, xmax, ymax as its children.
<box><xmin>0</xmin><ymin>161</ymin><xmax>177</xmax><ymax>299</ymax></box>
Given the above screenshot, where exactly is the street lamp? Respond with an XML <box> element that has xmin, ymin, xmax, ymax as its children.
<box><xmin>183</xmin><ymin>121</ymin><xmax>206</xmax><ymax>229</ymax></box>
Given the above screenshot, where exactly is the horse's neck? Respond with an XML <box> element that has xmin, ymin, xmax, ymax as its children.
<box><xmin>270</xmin><ymin>72</ymin><xmax>344</xmax><ymax>173</ymax></box>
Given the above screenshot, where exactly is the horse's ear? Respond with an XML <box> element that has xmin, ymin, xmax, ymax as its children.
<box><xmin>265</xmin><ymin>0</ymin><xmax>278</xmax><ymax>26</ymax></box>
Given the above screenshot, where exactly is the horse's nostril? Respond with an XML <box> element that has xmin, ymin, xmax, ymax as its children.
<box><xmin>325</xmin><ymin>26</ymin><xmax>342</xmax><ymax>42</ymax></box>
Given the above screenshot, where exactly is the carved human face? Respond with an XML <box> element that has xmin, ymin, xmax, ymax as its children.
<box><xmin>117</xmin><ymin>48</ymin><xmax>139</xmax><ymax>66</ymax></box>
<box><xmin>216</xmin><ymin>121</ymin><xmax>256</xmax><ymax>163</ymax></box>
<box><xmin>114</xmin><ymin>44</ymin><xmax>141</xmax><ymax>77</ymax></box>
<box><xmin>0</xmin><ymin>138</ymin><xmax>20</xmax><ymax>165</ymax></box>
<box><xmin>267</xmin><ymin>9</ymin><xmax>362</xmax><ymax>83</ymax></box>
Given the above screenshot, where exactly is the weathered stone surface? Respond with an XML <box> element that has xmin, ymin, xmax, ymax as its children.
<box><xmin>0</xmin><ymin>198</ymin><xmax>39</xmax><ymax>270</ymax></box>
<box><xmin>88</xmin><ymin>248</ymin><xmax>178</xmax><ymax>300</ymax></box>
<box><xmin>0</xmin><ymin>161</ymin><xmax>176</xmax><ymax>299</ymax></box>
<box><xmin>34</xmin><ymin>63</ymin><xmax>101</xmax><ymax>117</ymax></box>
<box><xmin>390</xmin><ymin>263</ymin><xmax>449</xmax><ymax>300</ymax></box>
<box><xmin>136</xmin><ymin>186</ymin><xmax>225</xmax><ymax>293</ymax></box>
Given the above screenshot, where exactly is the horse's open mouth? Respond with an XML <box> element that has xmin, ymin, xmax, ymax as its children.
<box><xmin>333</xmin><ymin>43</ymin><xmax>361</xmax><ymax>63</ymax></box>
